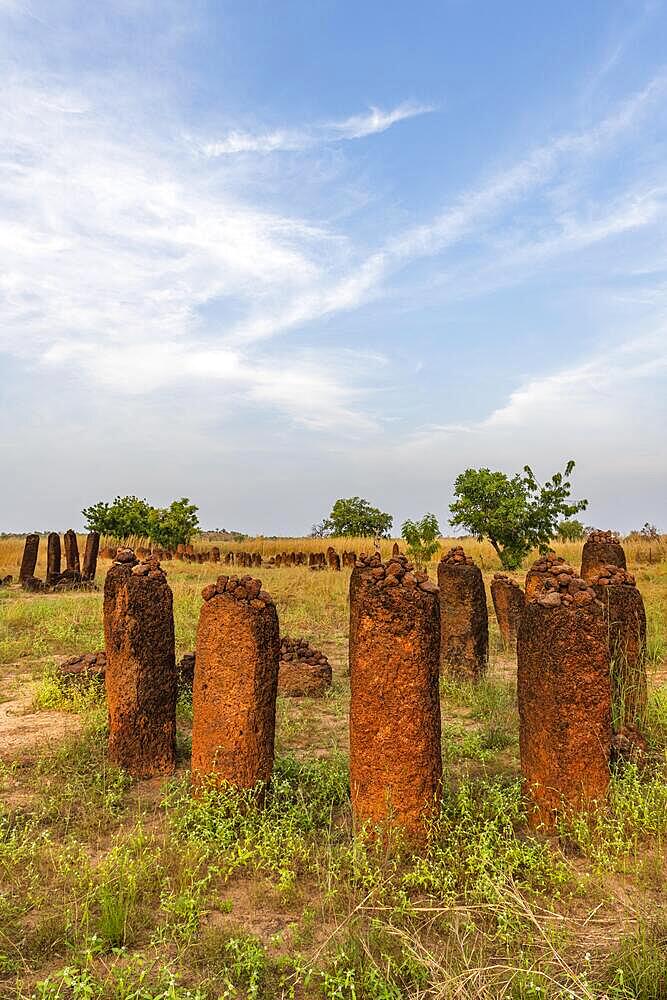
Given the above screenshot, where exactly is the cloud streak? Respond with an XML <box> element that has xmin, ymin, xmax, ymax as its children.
<box><xmin>201</xmin><ymin>101</ymin><xmax>434</xmax><ymax>156</ymax></box>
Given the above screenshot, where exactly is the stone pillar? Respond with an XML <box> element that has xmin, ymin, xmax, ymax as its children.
<box><xmin>490</xmin><ymin>573</ymin><xmax>525</xmax><ymax>648</ymax></box>
<box><xmin>437</xmin><ymin>547</ymin><xmax>488</xmax><ymax>681</ymax></box>
<box><xmin>46</xmin><ymin>533</ymin><xmax>61</xmax><ymax>585</ymax></box>
<box><xmin>191</xmin><ymin>574</ymin><xmax>280</xmax><ymax>791</ymax></box>
<box><xmin>349</xmin><ymin>556</ymin><xmax>442</xmax><ymax>842</ymax></box>
<box><xmin>211</xmin><ymin>547</ymin><xmax>220</xmax><ymax>563</ymax></box>
<box><xmin>591</xmin><ymin>565</ymin><xmax>647</xmax><ymax>725</ymax></box>
<box><xmin>392</xmin><ymin>542</ymin><xmax>400</xmax><ymax>558</ymax></box>
<box><xmin>103</xmin><ymin>550</ymin><xmax>177</xmax><ymax>777</ymax></box>
<box><xmin>518</xmin><ymin>568</ymin><xmax>611</xmax><ymax>829</ymax></box>
<box><xmin>63</xmin><ymin>529</ymin><xmax>80</xmax><ymax>574</ymax></box>
<box><xmin>581</xmin><ymin>530</ymin><xmax>626</xmax><ymax>582</ymax></box>
<box><xmin>82</xmin><ymin>532</ymin><xmax>100</xmax><ymax>581</ymax></box>
<box><xmin>19</xmin><ymin>534</ymin><xmax>40</xmax><ymax>582</ymax></box>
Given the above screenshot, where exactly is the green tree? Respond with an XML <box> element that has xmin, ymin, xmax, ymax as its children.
<box><xmin>82</xmin><ymin>496</ymin><xmax>153</xmax><ymax>539</ymax></box>
<box><xmin>148</xmin><ymin>498</ymin><xmax>200</xmax><ymax>548</ymax></box>
<box><xmin>449</xmin><ymin>461</ymin><xmax>587</xmax><ymax>569</ymax></box>
<box><xmin>322</xmin><ymin>497</ymin><xmax>393</xmax><ymax>538</ymax></box>
<box><xmin>401</xmin><ymin>513</ymin><xmax>441</xmax><ymax>569</ymax></box>
<box><xmin>82</xmin><ymin>495</ymin><xmax>199</xmax><ymax>547</ymax></box>
<box><xmin>557</xmin><ymin>518</ymin><xmax>586</xmax><ymax>541</ymax></box>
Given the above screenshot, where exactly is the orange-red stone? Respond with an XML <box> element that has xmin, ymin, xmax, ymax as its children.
<box><xmin>191</xmin><ymin>587</ymin><xmax>280</xmax><ymax>791</ymax></box>
<box><xmin>437</xmin><ymin>555</ymin><xmax>488</xmax><ymax>680</ymax></box>
<box><xmin>517</xmin><ymin>598</ymin><xmax>611</xmax><ymax>829</ymax></box>
<box><xmin>349</xmin><ymin>563</ymin><xmax>441</xmax><ymax>843</ymax></box>
<box><xmin>103</xmin><ymin>555</ymin><xmax>177</xmax><ymax>777</ymax></box>
<box><xmin>490</xmin><ymin>574</ymin><xmax>525</xmax><ymax>648</ymax></box>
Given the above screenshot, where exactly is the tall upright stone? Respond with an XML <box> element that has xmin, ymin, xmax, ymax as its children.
<box><xmin>349</xmin><ymin>556</ymin><xmax>442</xmax><ymax>843</ymax></box>
<box><xmin>63</xmin><ymin>529</ymin><xmax>80</xmax><ymax>574</ymax></box>
<box><xmin>103</xmin><ymin>550</ymin><xmax>177</xmax><ymax>777</ymax></box>
<box><xmin>591</xmin><ymin>564</ymin><xmax>647</xmax><ymax>725</ymax></box>
<box><xmin>19</xmin><ymin>534</ymin><xmax>40</xmax><ymax>582</ymax></box>
<box><xmin>46</xmin><ymin>533</ymin><xmax>61</xmax><ymax>585</ymax></box>
<box><xmin>518</xmin><ymin>562</ymin><xmax>611</xmax><ymax>829</ymax></box>
<box><xmin>581</xmin><ymin>530</ymin><xmax>626</xmax><ymax>582</ymax></box>
<box><xmin>490</xmin><ymin>573</ymin><xmax>525</xmax><ymax>649</ymax></box>
<box><xmin>191</xmin><ymin>574</ymin><xmax>280</xmax><ymax>791</ymax></box>
<box><xmin>82</xmin><ymin>532</ymin><xmax>100</xmax><ymax>581</ymax></box>
<box><xmin>437</xmin><ymin>547</ymin><xmax>488</xmax><ymax>681</ymax></box>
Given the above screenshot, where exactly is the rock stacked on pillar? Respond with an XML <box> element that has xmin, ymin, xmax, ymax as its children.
<box><xmin>103</xmin><ymin>549</ymin><xmax>177</xmax><ymax>777</ymax></box>
<box><xmin>581</xmin><ymin>530</ymin><xmax>626</xmax><ymax>582</ymax></box>
<box><xmin>490</xmin><ymin>573</ymin><xmax>525</xmax><ymax>648</ymax></box>
<box><xmin>349</xmin><ymin>555</ymin><xmax>441</xmax><ymax>843</ymax></box>
<box><xmin>590</xmin><ymin>564</ymin><xmax>647</xmax><ymax>724</ymax></box>
<box><xmin>518</xmin><ymin>560</ymin><xmax>611</xmax><ymax>829</ymax></box>
<box><xmin>437</xmin><ymin>547</ymin><xmax>488</xmax><ymax>681</ymax></box>
<box><xmin>278</xmin><ymin>638</ymin><xmax>332</xmax><ymax>696</ymax></box>
<box><xmin>191</xmin><ymin>575</ymin><xmax>280</xmax><ymax>792</ymax></box>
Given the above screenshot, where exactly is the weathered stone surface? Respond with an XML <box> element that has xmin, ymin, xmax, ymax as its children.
<box><xmin>278</xmin><ymin>637</ymin><xmax>332</xmax><ymax>696</ymax></box>
<box><xmin>437</xmin><ymin>548</ymin><xmax>488</xmax><ymax>681</ymax></box>
<box><xmin>349</xmin><ymin>558</ymin><xmax>442</xmax><ymax>843</ymax></box>
<box><xmin>591</xmin><ymin>566</ymin><xmax>647</xmax><ymax>724</ymax></box>
<box><xmin>46</xmin><ymin>533</ymin><xmax>61</xmax><ymax>586</ymax></box>
<box><xmin>103</xmin><ymin>552</ymin><xmax>177</xmax><ymax>778</ymax></box>
<box><xmin>63</xmin><ymin>530</ymin><xmax>80</xmax><ymax>574</ymax></box>
<box><xmin>59</xmin><ymin>651</ymin><xmax>106</xmax><ymax>685</ymax></box>
<box><xmin>581</xmin><ymin>530</ymin><xmax>627</xmax><ymax>582</ymax></box>
<box><xmin>0</xmin><ymin>574</ymin><xmax>12</xmax><ymax>587</ymax></box>
<box><xmin>82</xmin><ymin>532</ymin><xmax>100</xmax><ymax>581</ymax></box>
<box><xmin>22</xmin><ymin>575</ymin><xmax>48</xmax><ymax>592</ymax></box>
<box><xmin>191</xmin><ymin>576</ymin><xmax>280</xmax><ymax>791</ymax></box>
<box><xmin>518</xmin><ymin>591</ymin><xmax>611</xmax><ymax>829</ymax></box>
<box><xmin>19</xmin><ymin>534</ymin><xmax>39</xmax><ymax>583</ymax></box>
<box><xmin>490</xmin><ymin>573</ymin><xmax>525</xmax><ymax>648</ymax></box>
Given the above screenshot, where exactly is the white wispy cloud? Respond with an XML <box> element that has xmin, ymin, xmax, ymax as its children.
<box><xmin>201</xmin><ymin>101</ymin><xmax>434</xmax><ymax>156</ymax></box>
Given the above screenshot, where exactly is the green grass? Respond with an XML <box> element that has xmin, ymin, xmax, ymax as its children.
<box><xmin>0</xmin><ymin>540</ymin><xmax>665</xmax><ymax>997</ymax></box>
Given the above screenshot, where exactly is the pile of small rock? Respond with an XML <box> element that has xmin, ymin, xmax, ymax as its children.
<box><xmin>278</xmin><ymin>637</ymin><xmax>332</xmax><ymax>696</ymax></box>
<box><xmin>201</xmin><ymin>574</ymin><xmax>274</xmax><ymax>609</ymax></box>
<box><xmin>440</xmin><ymin>546</ymin><xmax>475</xmax><ymax>566</ymax></box>
<box><xmin>526</xmin><ymin>556</ymin><xmax>597</xmax><ymax>608</ymax></box>
<box><xmin>280</xmin><ymin>636</ymin><xmax>330</xmax><ymax>669</ymax></box>
<box><xmin>358</xmin><ymin>554</ymin><xmax>438</xmax><ymax>594</ymax></box>
<box><xmin>587</xmin><ymin>529</ymin><xmax>618</xmax><ymax>544</ymax></box>
<box><xmin>59</xmin><ymin>651</ymin><xmax>107</xmax><ymax>684</ymax></box>
<box><xmin>0</xmin><ymin>575</ymin><xmax>13</xmax><ymax>587</ymax></box>
<box><xmin>589</xmin><ymin>564</ymin><xmax>636</xmax><ymax>587</ymax></box>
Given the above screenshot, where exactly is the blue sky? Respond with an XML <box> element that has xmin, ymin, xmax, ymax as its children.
<box><xmin>1</xmin><ymin>0</ymin><xmax>666</xmax><ymax>534</ymax></box>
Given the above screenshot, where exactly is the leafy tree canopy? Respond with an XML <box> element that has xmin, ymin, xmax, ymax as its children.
<box><xmin>82</xmin><ymin>495</ymin><xmax>199</xmax><ymax>548</ymax></box>
<box><xmin>401</xmin><ymin>513</ymin><xmax>441</xmax><ymax>569</ymax></box>
<box><xmin>449</xmin><ymin>461</ymin><xmax>587</xmax><ymax>569</ymax></box>
<box><xmin>557</xmin><ymin>519</ymin><xmax>586</xmax><ymax>542</ymax></box>
<box><xmin>320</xmin><ymin>497</ymin><xmax>393</xmax><ymax>538</ymax></box>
